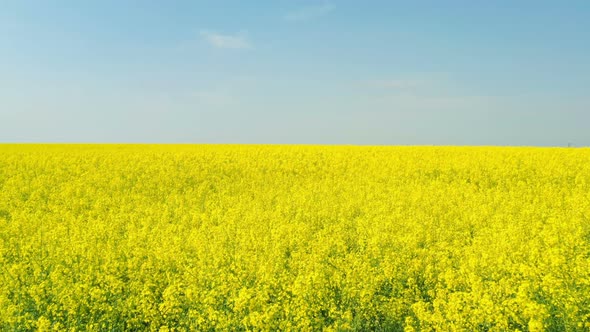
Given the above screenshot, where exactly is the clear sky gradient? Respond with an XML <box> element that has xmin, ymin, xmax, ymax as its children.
<box><xmin>1</xmin><ymin>1</ymin><xmax>589</xmax><ymax>145</ymax></box>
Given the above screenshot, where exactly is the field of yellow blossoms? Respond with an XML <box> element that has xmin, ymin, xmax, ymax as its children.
<box><xmin>1</xmin><ymin>144</ymin><xmax>590</xmax><ymax>331</ymax></box>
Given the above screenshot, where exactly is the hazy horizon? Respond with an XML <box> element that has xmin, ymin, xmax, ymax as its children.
<box><xmin>2</xmin><ymin>1</ymin><xmax>589</xmax><ymax>146</ymax></box>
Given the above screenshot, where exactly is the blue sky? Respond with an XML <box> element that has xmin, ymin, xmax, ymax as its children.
<box><xmin>1</xmin><ymin>1</ymin><xmax>589</xmax><ymax>145</ymax></box>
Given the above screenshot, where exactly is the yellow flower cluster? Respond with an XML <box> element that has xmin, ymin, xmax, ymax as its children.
<box><xmin>1</xmin><ymin>144</ymin><xmax>589</xmax><ymax>331</ymax></box>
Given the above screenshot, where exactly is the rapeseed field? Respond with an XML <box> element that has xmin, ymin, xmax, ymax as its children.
<box><xmin>1</xmin><ymin>144</ymin><xmax>589</xmax><ymax>331</ymax></box>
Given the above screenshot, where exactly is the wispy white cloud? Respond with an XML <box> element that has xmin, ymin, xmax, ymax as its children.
<box><xmin>367</xmin><ymin>94</ymin><xmax>496</xmax><ymax>112</ymax></box>
<box><xmin>192</xmin><ymin>90</ymin><xmax>236</xmax><ymax>107</ymax></box>
<box><xmin>199</xmin><ymin>30</ymin><xmax>251</xmax><ymax>49</ymax></box>
<box><xmin>284</xmin><ymin>3</ymin><xmax>335</xmax><ymax>21</ymax></box>
<box><xmin>362</xmin><ymin>79</ymin><xmax>420</xmax><ymax>90</ymax></box>
<box><xmin>360</xmin><ymin>73</ymin><xmax>458</xmax><ymax>92</ymax></box>
<box><xmin>353</xmin><ymin>76</ymin><xmax>497</xmax><ymax>113</ymax></box>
